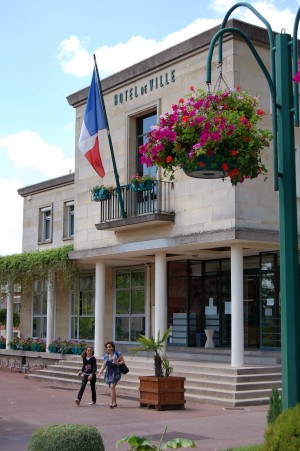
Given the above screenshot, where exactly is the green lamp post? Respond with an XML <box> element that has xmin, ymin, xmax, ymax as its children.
<box><xmin>206</xmin><ymin>2</ymin><xmax>300</xmax><ymax>410</ymax></box>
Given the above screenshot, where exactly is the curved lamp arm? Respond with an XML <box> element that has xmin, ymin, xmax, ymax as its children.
<box><xmin>292</xmin><ymin>8</ymin><xmax>300</xmax><ymax>126</ymax></box>
<box><xmin>206</xmin><ymin>26</ymin><xmax>278</xmax><ymax>189</ymax></box>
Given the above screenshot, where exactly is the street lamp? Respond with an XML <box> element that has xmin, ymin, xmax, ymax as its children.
<box><xmin>205</xmin><ymin>2</ymin><xmax>300</xmax><ymax>410</ymax></box>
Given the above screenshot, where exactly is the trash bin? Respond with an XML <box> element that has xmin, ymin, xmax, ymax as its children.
<box><xmin>196</xmin><ymin>332</ymin><xmax>206</xmax><ymax>347</ymax></box>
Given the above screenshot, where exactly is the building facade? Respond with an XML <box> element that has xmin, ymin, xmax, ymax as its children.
<box><xmin>17</xmin><ymin>19</ymin><xmax>300</xmax><ymax>362</ymax></box>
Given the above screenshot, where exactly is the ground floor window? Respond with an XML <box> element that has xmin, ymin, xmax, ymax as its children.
<box><xmin>32</xmin><ymin>280</ymin><xmax>47</xmax><ymax>338</ymax></box>
<box><xmin>115</xmin><ymin>267</ymin><xmax>145</xmax><ymax>342</ymax></box>
<box><xmin>70</xmin><ymin>275</ymin><xmax>95</xmax><ymax>340</ymax></box>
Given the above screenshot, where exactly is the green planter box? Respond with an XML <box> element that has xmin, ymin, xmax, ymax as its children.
<box><xmin>92</xmin><ymin>188</ymin><xmax>111</xmax><ymax>201</ymax></box>
<box><xmin>22</xmin><ymin>345</ymin><xmax>32</xmax><ymax>351</ymax></box>
<box><xmin>131</xmin><ymin>180</ymin><xmax>154</xmax><ymax>192</ymax></box>
<box><xmin>32</xmin><ymin>344</ymin><xmax>45</xmax><ymax>352</ymax></box>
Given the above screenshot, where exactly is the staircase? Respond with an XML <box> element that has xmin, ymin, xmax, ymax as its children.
<box><xmin>25</xmin><ymin>353</ymin><xmax>282</xmax><ymax>407</ymax></box>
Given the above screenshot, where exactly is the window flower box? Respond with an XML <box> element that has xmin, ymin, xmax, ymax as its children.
<box><xmin>130</xmin><ymin>174</ymin><xmax>156</xmax><ymax>192</ymax></box>
<box><xmin>91</xmin><ymin>185</ymin><xmax>113</xmax><ymax>201</ymax></box>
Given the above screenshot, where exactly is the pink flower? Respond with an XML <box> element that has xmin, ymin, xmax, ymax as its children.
<box><xmin>293</xmin><ymin>72</ymin><xmax>300</xmax><ymax>83</ymax></box>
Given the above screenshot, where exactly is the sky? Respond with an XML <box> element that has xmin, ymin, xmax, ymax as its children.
<box><xmin>1</xmin><ymin>0</ymin><xmax>299</xmax><ymax>255</ymax></box>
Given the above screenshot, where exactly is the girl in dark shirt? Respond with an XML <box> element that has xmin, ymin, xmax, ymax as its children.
<box><xmin>75</xmin><ymin>346</ymin><xmax>97</xmax><ymax>406</ymax></box>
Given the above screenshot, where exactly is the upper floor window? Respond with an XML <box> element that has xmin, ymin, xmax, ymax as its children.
<box><xmin>136</xmin><ymin>112</ymin><xmax>157</xmax><ymax>178</ymax></box>
<box><xmin>63</xmin><ymin>201</ymin><xmax>74</xmax><ymax>239</ymax></box>
<box><xmin>128</xmin><ymin>108</ymin><xmax>157</xmax><ymax>184</ymax></box>
<box><xmin>39</xmin><ymin>206</ymin><xmax>52</xmax><ymax>243</ymax></box>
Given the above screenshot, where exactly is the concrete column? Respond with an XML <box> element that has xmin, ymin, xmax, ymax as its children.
<box><xmin>145</xmin><ymin>263</ymin><xmax>151</xmax><ymax>337</ymax></box>
<box><xmin>46</xmin><ymin>270</ymin><xmax>55</xmax><ymax>352</ymax></box>
<box><xmin>94</xmin><ymin>260</ymin><xmax>105</xmax><ymax>358</ymax></box>
<box><xmin>231</xmin><ymin>244</ymin><xmax>244</xmax><ymax>367</ymax></box>
<box><xmin>6</xmin><ymin>281</ymin><xmax>14</xmax><ymax>348</ymax></box>
<box><xmin>154</xmin><ymin>251</ymin><xmax>167</xmax><ymax>340</ymax></box>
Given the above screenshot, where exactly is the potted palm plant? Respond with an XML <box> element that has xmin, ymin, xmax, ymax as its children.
<box><xmin>130</xmin><ymin>330</ymin><xmax>186</xmax><ymax>411</ymax></box>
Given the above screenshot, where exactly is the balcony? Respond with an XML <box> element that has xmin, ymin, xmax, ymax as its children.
<box><xmin>94</xmin><ymin>181</ymin><xmax>175</xmax><ymax>231</ymax></box>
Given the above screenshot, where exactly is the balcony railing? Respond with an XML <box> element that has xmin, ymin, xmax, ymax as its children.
<box><xmin>95</xmin><ymin>180</ymin><xmax>175</xmax><ymax>230</ymax></box>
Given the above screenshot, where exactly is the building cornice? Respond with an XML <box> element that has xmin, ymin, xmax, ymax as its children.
<box><xmin>66</xmin><ymin>19</ymin><xmax>272</xmax><ymax>108</ymax></box>
<box><xmin>18</xmin><ymin>173</ymin><xmax>74</xmax><ymax>197</ymax></box>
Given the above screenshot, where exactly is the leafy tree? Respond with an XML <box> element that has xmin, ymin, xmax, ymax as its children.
<box><xmin>0</xmin><ymin>308</ymin><xmax>20</xmax><ymax>327</ymax></box>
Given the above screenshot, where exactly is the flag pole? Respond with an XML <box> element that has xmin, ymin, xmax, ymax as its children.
<box><xmin>93</xmin><ymin>54</ymin><xmax>127</xmax><ymax>219</ymax></box>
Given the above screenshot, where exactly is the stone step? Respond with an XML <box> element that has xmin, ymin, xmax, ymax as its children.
<box><xmin>185</xmin><ymin>379</ymin><xmax>282</xmax><ymax>392</ymax></box>
<box><xmin>25</xmin><ymin>356</ymin><xmax>282</xmax><ymax>407</ymax></box>
<box><xmin>57</xmin><ymin>356</ymin><xmax>282</xmax><ymax>375</ymax></box>
<box><xmin>29</xmin><ymin>367</ymin><xmax>281</xmax><ymax>393</ymax></box>
<box><xmin>166</xmin><ymin>350</ymin><xmax>281</xmax><ymax>365</ymax></box>
<box><xmin>184</xmin><ymin>393</ymin><xmax>272</xmax><ymax>407</ymax></box>
<box><xmin>34</xmin><ymin>360</ymin><xmax>282</xmax><ymax>380</ymax></box>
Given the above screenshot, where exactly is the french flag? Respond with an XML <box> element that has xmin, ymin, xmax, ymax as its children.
<box><xmin>78</xmin><ymin>68</ymin><xmax>106</xmax><ymax>178</ymax></box>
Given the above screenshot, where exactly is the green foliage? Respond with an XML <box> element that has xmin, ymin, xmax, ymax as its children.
<box><xmin>116</xmin><ymin>427</ymin><xmax>196</xmax><ymax>450</ymax></box>
<box><xmin>130</xmin><ymin>330</ymin><xmax>172</xmax><ymax>377</ymax></box>
<box><xmin>0</xmin><ymin>308</ymin><xmax>20</xmax><ymax>327</ymax></box>
<box><xmin>264</xmin><ymin>403</ymin><xmax>300</xmax><ymax>450</ymax></box>
<box><xmin>27</xmin><ymin>424</ymin><xmax>104</xmax><ymax>451</ymax></box>
<box><xmin>0</xmin><ymin>245</ymin><xmax>78</xmax><ymax>289</ymax></box>
<box><xmin>267</xmin><ymin>387</ymin><xmax>282</xmax><ymax>424</ymax></box>
<box><xmin>222</xmin><ymin>446</ymin><xmax>264</xmax><ymax>451</ymax></box>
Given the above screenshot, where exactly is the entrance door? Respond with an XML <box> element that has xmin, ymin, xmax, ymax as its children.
<box><xmin>260</xmin><ymin>254</ymin><xmax>280</xmax><ymax>348</ymax></box>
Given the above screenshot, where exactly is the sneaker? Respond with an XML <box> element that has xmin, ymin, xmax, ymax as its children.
<box><xmin>88</xmin><ymin>402</ymin><xmax>96</xmax><ymax>405</ymax></box>
<box><xmin>75</xmin><ymin>399</ymin><xmax>80</xmax><ymax>406</ymax></box>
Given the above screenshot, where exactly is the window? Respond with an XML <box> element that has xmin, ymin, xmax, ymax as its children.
<box><xmin>32</xmin><ymin>280</ymin><xmax>47</xmax><ymax>338</ymax></box>
<box><xmin>115</xmin><ymin>267</ymin><xmax>145</xmax><ymax>342</ymax></box>
<box><xmin>70</xmin><ymin>275</ymin><xmax>95</xmax><ymax>340</ymax></box>
<box><xmin>63</xmin><ymin>201</ymin><xmax>74</xmax><ymax>239</ymax></box>
<box><xmin>136</xmin><ymin>112</ymin><xmax>157</xmax><ymax>178</ymax></box>
<box><xmin>39</xmin><ymin>206</ymin><xmax>52</xmax><ymax>242</ymax></box>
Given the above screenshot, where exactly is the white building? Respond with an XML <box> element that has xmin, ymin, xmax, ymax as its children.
<box><xmin>17</xmin><ymin>19</ymin><xmax>300</xmax><ymax>363</ymax></box>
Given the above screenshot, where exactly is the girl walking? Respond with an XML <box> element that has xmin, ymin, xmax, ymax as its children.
<box><xmin>75</xmin><ymin>346</ymin><xmax>97</xmax><ymax>406</ymax></box>
<box><xmin>98</xmin><ymin>341</ymin><xmax>125</xmax><ymax>408</ymax></box>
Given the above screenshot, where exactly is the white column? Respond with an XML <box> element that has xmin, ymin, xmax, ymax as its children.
<box><xmin>46</xmin><ymin>270</ymin><xmax>55</xmax><ymax>353</ymax></box>
<box><xmin>6</xmin><ymin>281</ymin><xmax>14</xmax><ymax>348</ymax></box>
<box><xmin>145</xmin><ymin>263</ymin><xmax>151</xmax><ymax>337</ymax></box>
<box><xmin>154</xmin><ymin>252</ymin><xmax>167</xmax><ymax>340</ymax></box>
<box><xmin>94</xmin><ymin>260</ymin><xmax>105</xmax><ymax>358</ymax></box>
<box><xmin>231</xmin><ymin>244</ymin><xmax>244</xmax><ymax>367</ymax></box>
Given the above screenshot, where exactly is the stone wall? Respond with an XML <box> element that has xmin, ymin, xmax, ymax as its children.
<box><xmin>0</xmin><ymin>349</ymin><xmax>76</xmax><ymax>371</ymax></box>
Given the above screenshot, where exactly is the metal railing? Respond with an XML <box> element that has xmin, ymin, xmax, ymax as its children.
<box><xmin>96</xmin><ymin>181</ymin><xmax>175</xmax><ymax>223</ymax></box>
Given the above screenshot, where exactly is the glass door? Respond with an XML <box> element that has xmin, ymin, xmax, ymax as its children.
<box><xmin>260</xmin><ymin>253</ymin><xmax>280</xmax><ymax>348</ymax></box>
<box><xmin>244</xmin><ymin>273</ymin><xmax>260</xmax><ymax>347</ymax></box>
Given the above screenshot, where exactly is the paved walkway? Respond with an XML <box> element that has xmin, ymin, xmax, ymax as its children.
<box><xmin>0</xmin><ymin>369</ymin><xmax>268</xmax><ymax>451</ymax></box>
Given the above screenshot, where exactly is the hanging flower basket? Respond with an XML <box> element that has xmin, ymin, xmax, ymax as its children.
<box><xmin>183</xmin><ymin>155</ymin><xmax>230</xmax><ymax>179</ymax></box>
<box><xmin>139</xmin><ymin>86</ymin><xmax>273</xmax><ymax>186</ymax></box>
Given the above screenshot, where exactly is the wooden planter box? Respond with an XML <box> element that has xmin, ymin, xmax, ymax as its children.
<box><xmin>139</xmin><ymin>376</ymin><xmax>186</xmax><ymax>411</ymax></box>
